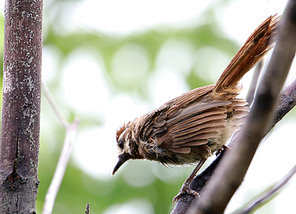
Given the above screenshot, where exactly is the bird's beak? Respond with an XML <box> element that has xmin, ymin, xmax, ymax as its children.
<box><xmin>112</xmin><ymin>153</ymin><xmax>131</xmax><ymax>175</ymax></box>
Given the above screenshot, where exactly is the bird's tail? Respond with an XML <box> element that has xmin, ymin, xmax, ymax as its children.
<box><xmin>214</xmin><ymin>15</ymin><xmax>279</xmax><ymax>92</ymax></box>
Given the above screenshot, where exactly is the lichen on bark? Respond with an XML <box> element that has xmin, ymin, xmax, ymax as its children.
<box><xmin>0</xmin><ymin>0</ymin><xmax>43</xmax><ymax>213</ymax></box>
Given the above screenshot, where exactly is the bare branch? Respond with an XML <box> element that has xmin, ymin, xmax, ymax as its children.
<box><xmin>42</xmin><ymin>82</ymin><xmax>79</xmax><ymax>214</ymax></box>
<box><xmin>272</xmin><ymin>78</ymin><xmax>296</xmax><ymax>127</ymax></box>
<box><xmin>171</xmin><ymin>76</ymin><xmax>296</xmax><ymax>213</ymax></box>
<box><xmin>237</xmin><ymin>164</ymin><xmax>296</xmax><ymax>214</ymax></box>
<box><xmin>192</xmin><ymin>1</ymin><xmax>296</xmax><ymax>213</ymax></box>
<box><xmin>246</xmin><ymin>60</ymin><xmax>264</xmax><ymax>105</ymax></box>
<box><xmin>41</xmin><ymin>81</ymin><xmax>69</xmax><ymax>128</ymax></box>
<box><xmin>42</xmin><ymin>119</ymin><xmax>79</xmax><ymax>214</ymax></box>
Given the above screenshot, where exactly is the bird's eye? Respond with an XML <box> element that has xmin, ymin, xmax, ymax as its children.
<box><xmin>118</xmin><ymin>139</ymin><xmax>124</xmax><ymax>149</ymax></box>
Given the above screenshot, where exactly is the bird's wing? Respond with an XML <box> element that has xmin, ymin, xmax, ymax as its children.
<box><xmin>154</xmin><ymin>100</ymin><xmax>230</xmax><ymax>154</ymax></box>
<box><xmin>142</xmin><ymin>97</ymin><xmax>248</xmax><ymax>154</ymax></box>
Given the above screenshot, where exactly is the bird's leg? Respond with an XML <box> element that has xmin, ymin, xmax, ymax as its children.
<box><xmin>173</xmin><ymin>158</ymin><xmax>207</xmax><ymax>202</ymax></box>
<box><xmin>215</xmin><ymin>144</ymin><xmax>231</xmax><ymax>156</ymax></box>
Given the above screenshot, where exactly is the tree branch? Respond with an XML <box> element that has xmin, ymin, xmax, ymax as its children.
<box><xmin>272</xmin><ymin>78</ymin><xmax>296</xmax><ymax>127</ymax></box>
<box><xmin>42</xmin><ymin>82</ymin><xmax>79</xmax><ymax>214</ymax></box>
<box><xmin>246</xmin><ymin>60</ymin><xmax>264</xmax><ymax>105</ymax></box>
<box><xmin>192</xmin><ymin>1</ymin><xmax>296</xmax><ymax>213</ymax></box>
<box><xmin>237</xmin><ymin>164</ymin><xmax>296</xmax><ymax>214</ymax></box>
<box><xmin>42</xmin><ymin>119</ymin><xmax>79</xmax><ymax>214</ymax></box>
<box><xmin>41</xmin><ymin>81</ymin><xmax>69</xmax><ymax>128</ymax></box>
<box><xmin>171</xmin><ymin>75</ymin><xmax>296</xmax><ymax>213</ymax></box>
<box><xmin>173</xmin><ymin>3</ymin><xmax>296</xmax><ymax>213</ymax></box>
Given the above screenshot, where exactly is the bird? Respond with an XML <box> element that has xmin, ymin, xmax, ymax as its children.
<box><xmin>112</xmin><ymin>15</ymin><xmax>278</xmax><ymax>201</ymax></box>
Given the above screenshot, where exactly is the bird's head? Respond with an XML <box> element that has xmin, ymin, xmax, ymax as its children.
<box><xmin>113</xmin><ymin>121</ymin><xmax>142</xmax><ymax>175</ymax></box>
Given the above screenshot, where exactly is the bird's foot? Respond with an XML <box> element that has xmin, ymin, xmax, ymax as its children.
<box><xmin>173</xmin><ymin>184</ymin><xmax>199</xmax><ymax>203</ymax></box>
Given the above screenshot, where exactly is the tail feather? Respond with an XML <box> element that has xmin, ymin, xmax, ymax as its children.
<box><xmin>214</xmin><ymin>15</ymin><xmax>279</xmax><ymax>92</ymax></box>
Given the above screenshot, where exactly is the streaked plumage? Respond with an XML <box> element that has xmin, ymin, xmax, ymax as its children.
<box><xmin>113</xmin><ymin>16</ymin><xmax>278</xmax><ymax>181</ymax></box>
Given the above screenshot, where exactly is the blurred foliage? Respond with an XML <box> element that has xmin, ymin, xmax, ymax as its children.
<box><xmin>36</xmin><ymin>2</ymin><xmax>240</xmax><ymax>213</ymax></box>
<box><xmin>0</xmin><ymin>1</ymin><xmax>239</xmax><ymax>213</ymax></box>
<box><xmin>2</xmin><ymin>1</ymin><xmax>285</xmax><ymax>214</ymax></box>
<box><xmin>1</xmin><ymin>1</ymin><xmax>296</xmax><ymax>213</ymax></box>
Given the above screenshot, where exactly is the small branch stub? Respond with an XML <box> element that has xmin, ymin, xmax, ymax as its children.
<box><xmin>85</xmin><ymin>203</ymin><xmax>90</xmax><ymax>214</ymax></box>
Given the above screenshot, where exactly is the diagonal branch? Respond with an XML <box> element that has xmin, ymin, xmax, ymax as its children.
<box><xmin>42</xmin><ymin>82</ymin><xmax>79</xmax><ymax>214</ymax></box>
<box><xmin>172</xmin><ymin>2</ymin><xmax>296</xmax><ymax>213</ymax></box>
<box><xmin>246</xmin><ymin>60</ymin><xmax>264</xmax><ymax>105</ymax></box>
<box><xmin>41</xmin><ymin>81</ymin><xmax>69</xmax><ymax>128</ymax></box>
<box><xmin>192</xmin><ymin>1</ymin><xmax>296</xmax><ymax>213</ymax></box>
<box><xmin>272</xmin><ymin>78</ymin><xmax>296</xmax><ymax>127</ymax></box>
<box><xmin>237</xmin><ymin>164</ymin><xmax>296</xmax><ymax>214</ymax></box>
<box><xmin>171</xmin><ymin>75</ymin><xmax>296</xmax><ymax>214</ymax></box>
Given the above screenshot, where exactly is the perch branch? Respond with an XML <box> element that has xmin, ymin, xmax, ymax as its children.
<box><xmin>192</xmin><ymin>1</ymin><xmax>296</xmax><ymax>213</ymax></box>
<box><xmin>171</xmin><ymin>76</ymin><xmax>296</xmax><ymax>213</ymax></box>
<box><xmin>272</xmin><ymin>78</ymin><xmax>296</xmax><ymax>127</ymax></box>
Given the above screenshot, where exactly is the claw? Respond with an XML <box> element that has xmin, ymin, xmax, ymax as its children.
<box><xmin>173</xmin><ymin>159</ymin><xmax>206</xmax><ymax>203</ymax></box>
<box><xmin>173</xmin><ymin>184</ymin><xmax>200</xmax><ymax>203</ymax></box>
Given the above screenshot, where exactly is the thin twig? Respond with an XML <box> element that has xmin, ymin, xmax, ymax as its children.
<box><xmin>246</xmin><ymin>60</ymin><xmax>264</xmax><ymax>105</ymax></box>
<box><xmin>41</xmin><ymin>81</ymin><xmax>69</xmax><ymax>128</ymax></box>
<box><xmin>191</xmin><ymin>2</ymin><xmax>296</xmax><ymax>213</ymax></box>
<box><xmin>42</xmin><ymin>120</ymin><xmax>79</xmax><ymax>214</ymax></box>
<box><xmin>237</xmin><ymin>164</ymin><xmax>296</xmax><ymax>214</ymax></box>
<box><xmin>42</xmin><ymin>82</ymin><xmax>80</xmax><ymax>214</ymax></box>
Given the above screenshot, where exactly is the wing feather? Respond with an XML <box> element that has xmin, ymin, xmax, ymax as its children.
<box><xmin>150</xmin><ymin>100</ymin><xmax>230</xmax><ymax>153</ymax></box>
<box><xmin>167</xmin><ymin>100</ymin><xmax>230</xmax><ymax>126</ymax></box>
<box><xmin>170</xmin><ymin>114</ymin><xmax>227</xmax><ymax>133</ymax></box>
<box><xmin>172</xmin><ymin>125</ymin><xmax>226</xmax><ymax>143</ymax></box>
<box><xmin>141</xmin><ymin>95</ymin><xmax>248</xmax><ymax>154</ymax></box>
<box><xmin>174</xmin><ymin>132</ymin><xmax>219</xmax><ymax>143</ymax></box>
<box><xmin>169</xmin><ymin>147</ymin><xmax>191</xmax><ymax>154</ymax></box>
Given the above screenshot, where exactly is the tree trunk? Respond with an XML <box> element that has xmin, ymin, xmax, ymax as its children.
<box><xmin>0</xmin><ymin>0</ymin><xmax>43</xmax><ymax>213</ymax></box>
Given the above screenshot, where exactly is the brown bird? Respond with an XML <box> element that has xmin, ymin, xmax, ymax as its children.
<box><xmin>113</xmin><ymin>15</ymin><xmax>278</xmax><ymax>201</ymax></box>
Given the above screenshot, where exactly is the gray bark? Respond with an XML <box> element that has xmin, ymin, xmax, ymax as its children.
<box><xmin>0</xmin><ymin>0</ymin><xmax>43</xmax><ymax>213</ymax></box>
